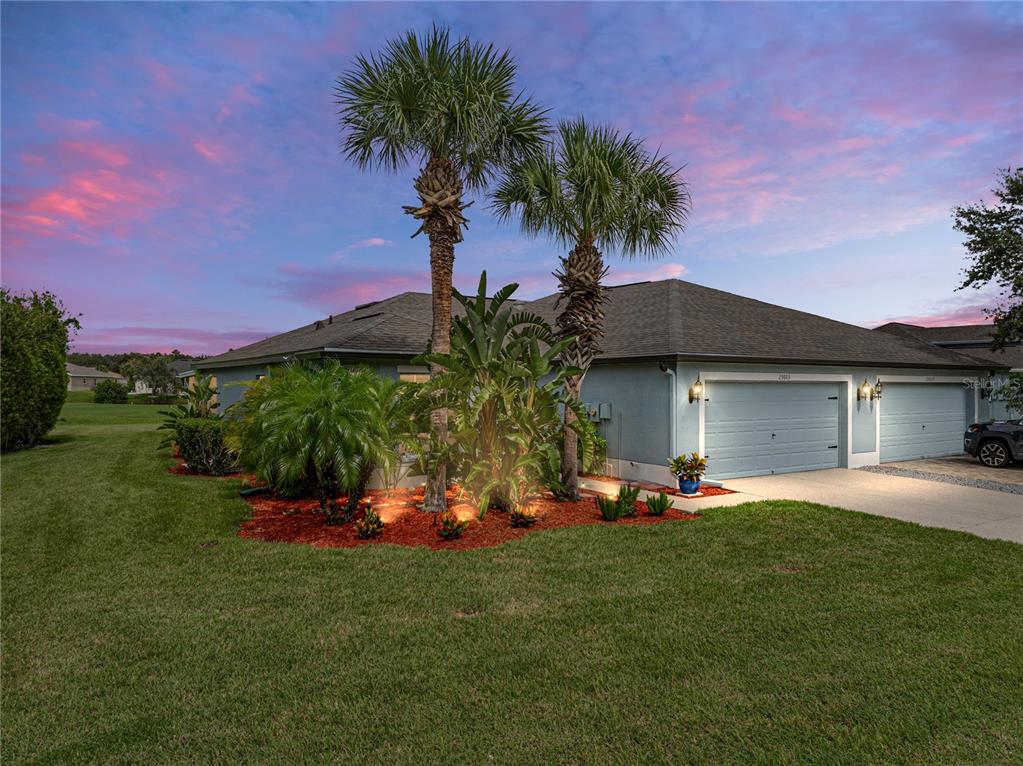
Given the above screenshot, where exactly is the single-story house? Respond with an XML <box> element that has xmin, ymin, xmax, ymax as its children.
<box><xmin>66</xmin><ymin>363</ymin><xmax>125</xmax><ymax>391</ymax></box>
<box><xmin>195</xmin><ymin>279</ymin><xmax>1009</xmax><ymax>484</ymax></box>
<box><xmin>876</xmin><ymin>321</ymin><xmax>1022</xmax><ymax>421</ymax></box>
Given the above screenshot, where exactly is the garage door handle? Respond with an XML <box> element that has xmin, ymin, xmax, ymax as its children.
<box><xmin>827</xmin><ymin>396</ymin><xmax>838</xmax><ymax>400</ymax></box>
<box><xmin>828</xmin><ymin>445</ymin><xmax>838</xmax><ymax>449</ymax></box>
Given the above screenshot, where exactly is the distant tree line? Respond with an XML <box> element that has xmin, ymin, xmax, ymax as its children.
<box><xmin>68</xmin><ymin>351</ymin><xmax>209</xmax><ymax>396</ymax></box>
<box><xmin>67</xmin><ymin>350</ymin><xmax>197</xmax><ymax>374</ymax></box>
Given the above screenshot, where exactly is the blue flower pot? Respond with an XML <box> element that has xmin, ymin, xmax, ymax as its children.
<box><xmin>679</xmin><ymin>478</ymin><xmax>702</xmax><ymax>494</ymax></box>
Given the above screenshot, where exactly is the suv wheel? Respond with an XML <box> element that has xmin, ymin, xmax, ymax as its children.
<box><xmin>978</xmin><ymin>440</ymin><xmax>1011</xmax><ymax>468</ymax></box>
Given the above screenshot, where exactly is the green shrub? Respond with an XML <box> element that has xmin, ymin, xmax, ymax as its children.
<box><xmin>175</xmin><ymin>418</ymin><xmax>235</xmax><ymax>476</ymax></box>
<box><xmin>131</xmin><ymin>393</ymin><xmax>182</xmax><ymax>405</ymax></box>
<box><xmin>230</xmin><ymin>362</ymin><xmax>412</xmax><ymax>525</ymax></box>
<box><xmin>438</xmin><ymin>513</ymin><xmax>469</xmax><ymax>540</ymax></box>
<box><xmin>0</xmin><ymin>289</ymin><xmax>79</xmax><ymax>452</ymax></box>
<box><xmin>509</xmin><ymin>508</ymin><xmax>537</xmax><ymax>528</ymax></box>
<box><xmin>354</xmin><ymin>507</ymin><xmax>384</xmax><ymax>539</ymax></box>
<box><xmin>595</xmin><ymin>494</ymin><xmax>622</xmax><ymax>522</ymax></box>
<box><xmin>645</xmin><ymin>491</ymin><xmax>672</xmax><ymax>516</ymax></box>
<box><xmin>93</xmin><ymin>380</ymin><xmax>129</xmax><ymax>404</ymax></box>
<box><xmin>616</xmin><ymin>484</ymin><xmax>641</xmax><ymax>517</ymax></box>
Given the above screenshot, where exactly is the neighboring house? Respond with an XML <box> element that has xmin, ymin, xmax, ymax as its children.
<box><xmin>196</xmin><ymin>279</ymin><xmax>1007</xmax><ymax>483</ymax></box>
<box><xmin>168</xmin><ymin>359</ymin><xmax>197</xmax><ymax>390</ymax></box>
<box><xmin>875</xmin><ymin>322</ymin><xmax>1023</xmax><ymax>420</ymax></box>
<box><xmin>66</xmin><ymin>363</ymin><xmax>125</xmax><ymax>391</ymax></box>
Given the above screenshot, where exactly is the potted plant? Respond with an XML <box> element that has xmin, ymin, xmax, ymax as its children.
<box><xmin>669</xmin><ymin>452</ymin><xmax>708</xmax><ymax>494</ymax></box>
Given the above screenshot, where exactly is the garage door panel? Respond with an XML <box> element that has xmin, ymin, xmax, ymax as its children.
<box><xmin>880</xmin><ymin>384</ymin><xmax>966</xmax><ymax>462</ymax></box>
<box><xmin>705</xmin><ymin>382</ymin><xmax>841</xmax><ymax>479</ymax></box>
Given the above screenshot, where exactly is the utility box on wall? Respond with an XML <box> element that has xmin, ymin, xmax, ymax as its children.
<box><xmin>582</xmin><ymin>402</ymin><xmax>613</xmax><ymax>422</ymax></box>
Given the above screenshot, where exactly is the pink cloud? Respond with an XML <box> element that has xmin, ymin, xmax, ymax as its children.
<box><xmin>608</xmin><ymin>261</ymin><xmax>688</xmax><ymax>283</ymax></box>
<box><xmin>193</xmin><ymin>139</ymin><xmax>222</xmax><ymax>163</ymax></box>
<box><xmin>72</xmin><ymin>325</ymin><xmax>275</xmax><ymax>355</ymax></box>
<box><xmin>273</xmin><ymin>264</ymin><xmax>431</xmax><ymax>309</ymax></box>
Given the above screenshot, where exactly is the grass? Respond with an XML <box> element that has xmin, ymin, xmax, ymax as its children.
<box><xmin>2</xmin><ymin>400</ymin><xmax>1022</xmax><ymax>765</ymax></box>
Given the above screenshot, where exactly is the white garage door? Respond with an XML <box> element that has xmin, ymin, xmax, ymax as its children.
<box><xmin>880</xmin><ymin>384</ymin><xmax>966</xmax><ymax>462</ymax></box>
<box><xmin>705</xmin><ymin>382</ymin><xmax>842</xmax><ymax>479</ymax></box>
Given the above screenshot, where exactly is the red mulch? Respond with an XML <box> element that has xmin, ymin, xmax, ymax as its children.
<box><xmin>665</xmin><ymin>486</ymin><xmax>735</xmax><ymax>498</ymax></box>
<box><xmin>239</xmin><ymin>486</ymin><xmax>700</xmax><ymax>551</ymax></box>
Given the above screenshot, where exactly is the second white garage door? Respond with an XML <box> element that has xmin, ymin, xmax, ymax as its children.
<box><xmin>880</xmin><ymin>383</ymin><xmax>967</xmax><ymax>462</ymax></box>
<box><xmin>705</xmin><ymin>382</ymin><xmax>842</xmax><ymax>479</ymax></box>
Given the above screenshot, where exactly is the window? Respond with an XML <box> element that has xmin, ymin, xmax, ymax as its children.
<box><xmin>397</xmin><ymin>365</ymin><xmax>429</xmax><ymax>384</ymax></box>
<box><xmin>399</xmin><ymin>372</ymin><xmax>430</xmax><ymax>384</ymax></box>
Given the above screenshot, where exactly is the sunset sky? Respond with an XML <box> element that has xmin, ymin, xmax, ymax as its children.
<box><xmin>3</xmin><ymin>1</ymin><xmax>1021</xmax><ymax>355</ymax></box>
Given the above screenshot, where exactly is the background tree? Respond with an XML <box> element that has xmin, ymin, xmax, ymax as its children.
<box><xmin>335</xmin><ymin>26</ymin><xmax>549</xmax><ymax>512</ymax></box>
<box><xmin>955</xmin><ymin>167</ymin><xmax>1022</xmax><ymax>350</ymax></box>
<box><xmin>493</xmin><ymin>118</ymin><xmax>690</xmax><ymax>498</ymax></box>
<box><xmin>121</xmin><ymin>354</ymin><xmax>176</xmax><ymax>395</ymax></box>
<box><xmin>0</xmin><ymin>289</ymin><xmax>79</xmax><ymax>452</ymax></box>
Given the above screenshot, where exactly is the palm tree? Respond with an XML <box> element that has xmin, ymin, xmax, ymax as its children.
<box><xmin>335</xmin><ymin>26</ymin><xmax>549</xmax><ymax>512</ymax></box>
<box><xmin>492</xmin><ymin>118</ymin><xmax>690</xmax><ymax>499</ymax></box>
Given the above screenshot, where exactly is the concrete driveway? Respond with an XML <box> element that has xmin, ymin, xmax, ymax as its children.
<box><xmin>725</xmin><ymin>469</ymin><xmax>1023</xmax><ymax>544</ymax></box>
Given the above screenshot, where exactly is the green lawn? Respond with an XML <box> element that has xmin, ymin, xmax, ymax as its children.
<box><xmin>3</xmin><ymin>401</ymin><xmax>1022</xmax><ymax>764</ymax></box>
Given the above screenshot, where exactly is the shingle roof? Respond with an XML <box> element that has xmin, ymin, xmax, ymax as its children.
<box><xmin>197</xmin><ymin>292</ymin><xmax>437</xmax><ymax>367</ymax></box>
<box><xmin>874</xmin><ymin>321</ymin><xmax>1022</xmax><ymax>369</ymax></box>
<box><xmin>198</xmin><ymin>280</ymin><xmax>1002</xmax><ymax>371</ymax></box>
<box><xmin>876</xmin><ymin>322</ymin><xmax>995</xmax><ymax>343</ymax></box>
<box><xmin>66</xmin><ymin>363</ymin><xmax>123</xmax><ymax>379</ymax></box>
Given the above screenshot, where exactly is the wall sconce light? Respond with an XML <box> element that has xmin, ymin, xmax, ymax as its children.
<box><xmin>873</xmin><ymin>378</ymin><xmax>883</xmax><ymax>400</ymax></box>
<box><xmin>856</xmin><ymin>378</ymin><xmax>876</xmax><ymax>402</ymax></box>
<box><xmin>980</xmin><ymin>379</ymin><xmax>994</xmax><ymax>399</ymax></box>
<box><xmin>688</xmin><ymin>377</ymin><xmax>704</xmax><ymax>404</ymax></box>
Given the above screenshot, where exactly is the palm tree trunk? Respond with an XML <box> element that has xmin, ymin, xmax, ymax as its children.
<box><xmin>554</xmin><ymin>234</ymin><xmax>608</xmax><ymax>500</ymax></box>
<box><xmin>423</xmin><ymin>233</ymin><xmax>453</xmax><ymax>512</ymax></box>
<box><xmin>562</xmin><ymin>375</ymin><xmax>583</xmax><ymax>498</ymax></box>
<box><xmin>413</xmin><ymin>156</ymin><xmax>465</xmax><ymax>514</ymax></box>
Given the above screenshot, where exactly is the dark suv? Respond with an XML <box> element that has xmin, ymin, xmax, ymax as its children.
<box><xmin>964</xmin><ymin>419</ymin><xmax>1023</xmax><ymax>467</ymax></box>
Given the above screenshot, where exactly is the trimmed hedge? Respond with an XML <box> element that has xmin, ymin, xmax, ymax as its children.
<box><xmin>175</xmin><ymin>418</ymin><xmax>235</xmax><ymax>476</ymax></box>
<box><xmin>93</xmin><ymin>380</ymin><xmax>129</xmax><ymax>404</ymax></box>
<box><xmin>1</xmin><ymin>289</ymin><xmax>78</xmax><ymax>452</ymax></box>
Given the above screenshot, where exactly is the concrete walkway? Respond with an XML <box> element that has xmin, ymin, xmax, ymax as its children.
<box><xmin>726</xmin><ymin>469</ymin><xmax>1023</xmax><ymax>544</ymax></box>
<box><xmin>579</xmin><ymin>469</ymin><xmax>1022</xmax><ymax>543</ymax></box>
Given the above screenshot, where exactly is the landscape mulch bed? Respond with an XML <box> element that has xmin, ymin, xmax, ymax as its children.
<box><xmin>239</xmin><ymin>487</ymin><xmax>701</xmax><ymax>551</ymax></box>
<box><xmin>580</xmin><ymin>473</ymin><xmax>736</xmax><ymax>499</ymax></box>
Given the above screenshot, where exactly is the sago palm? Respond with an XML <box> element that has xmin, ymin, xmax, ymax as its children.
<box><xmin>335</xmin><ymin>26</ymin><xmax>549</xmax><ymax>512</ymax></box>
<box><xmin>492</xmin><ymin>118</ymin><xmax>690</xmax><ymax>498</ymax></box>
<box><xmin>231</xmin><ymin>362</ymin><xmax>395</xmax><ymax>525</ymax></box>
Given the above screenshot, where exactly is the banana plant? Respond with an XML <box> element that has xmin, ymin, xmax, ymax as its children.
<box><xmin>415</xmin><ymin>272</ymin><xmax>595</xmax><ymax>516</ymax></box>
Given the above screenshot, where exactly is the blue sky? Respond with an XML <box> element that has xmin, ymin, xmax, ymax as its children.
<box><xmin>2</xmin><ymin>1</ymin><xmax>1021</xmax><ymax>354</ymax></box>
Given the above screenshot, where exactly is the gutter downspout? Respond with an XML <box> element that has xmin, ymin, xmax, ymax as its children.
<box><xmin>659</xmin><ymin>362</ymin><xmax>677</xmax><ymax>460</ymax></box>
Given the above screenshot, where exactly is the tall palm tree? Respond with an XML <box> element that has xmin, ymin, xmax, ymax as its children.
<box><xmin>492</xmin><ymin>118</ymin><xmax>690</xmax><ymax>499</ymax></box>
<box><xmin>335</xmin><ymin>26</ymin><xmax>549</xmax><ymax>512</ymax></box>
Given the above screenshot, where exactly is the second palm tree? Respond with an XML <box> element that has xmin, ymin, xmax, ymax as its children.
<box><xmin>493</xmin><ymin>118</ymin><xmax>690</xmax><ymax>498</ymax></box>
